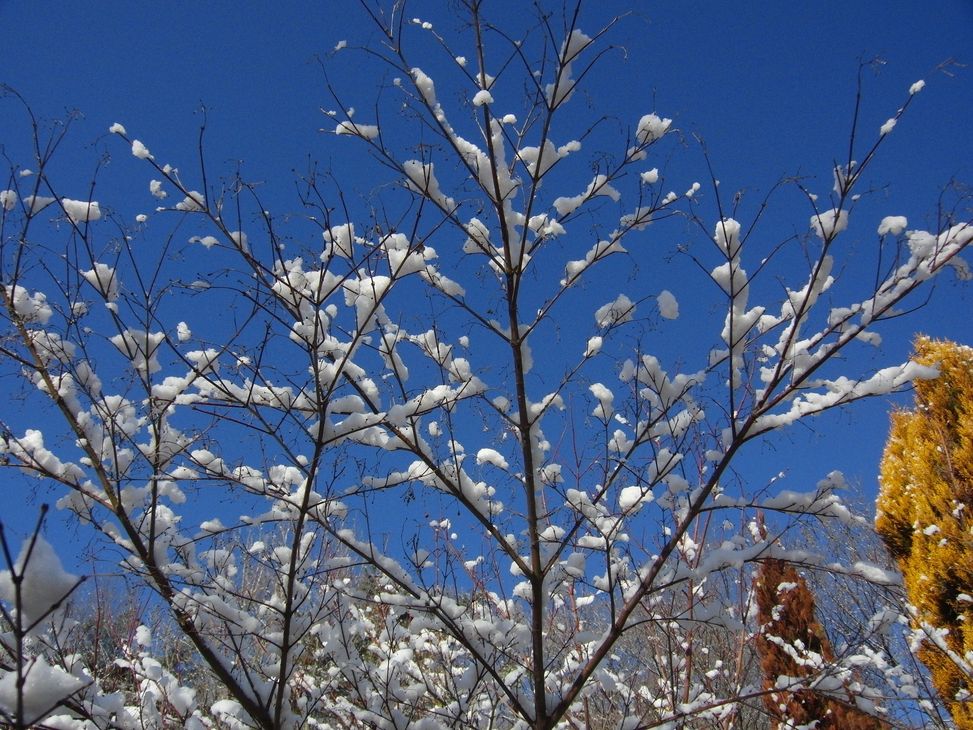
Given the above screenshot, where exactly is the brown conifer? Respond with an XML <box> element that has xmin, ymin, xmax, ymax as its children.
<box><xmin>755</xmin><ymin>557</ymin><xmax>888</xmax><ymax>729</ymax></box>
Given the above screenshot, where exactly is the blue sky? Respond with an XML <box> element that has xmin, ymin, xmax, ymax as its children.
<box><xmin>2</xmin><ymin>1</ymin><xmax>972</xmax><ymax>564</ymax></box>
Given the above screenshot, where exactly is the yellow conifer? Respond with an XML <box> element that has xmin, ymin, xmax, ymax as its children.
<box><xmin>876</xmin><ymin>336</ymin><xmax>973</xmax><ymax>728</ymax></box>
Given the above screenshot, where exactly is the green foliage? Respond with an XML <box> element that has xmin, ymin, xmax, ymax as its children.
<box><xmin>877</xmin><ymin>337</ymin><xmax>973</xmax><ymax>728</ymax></box>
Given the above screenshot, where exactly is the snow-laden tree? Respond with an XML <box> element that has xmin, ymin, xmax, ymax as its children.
<box><xmin>877</xmin><ymin>337</ymin><xmax>973</xmax><ymax>728</ymax></box>
<box><xmin>1</xmin><ymin>2</ymin><xmax>971</xmax><ymax>728</ymax></box>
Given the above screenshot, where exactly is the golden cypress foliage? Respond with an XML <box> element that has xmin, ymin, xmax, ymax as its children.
<box><xmin>755</xmin><ymin>559</ymin><xmax>887</xmax><ymax>729</ymax></box>
<box><xmin>876</xmin><ymin>336</ymin><xmax>973</xmax><ymax>728</ymax></box>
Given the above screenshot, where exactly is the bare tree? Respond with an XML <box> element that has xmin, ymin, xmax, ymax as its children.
<box><xmin>1</xmin><ymin>2</ymin><xmax>971</xmax><ymax>727</ymax></box>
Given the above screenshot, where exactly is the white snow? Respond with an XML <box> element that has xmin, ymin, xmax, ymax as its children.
<box><xmin>0</xmin><ymin>655</ymin><xmax>86</xmax><ymax>725</ymax></box>
<box><xmin>0</xmin><ymin>535</ymin><xmax>80</xmax><ymax>626</ymax></box>
<box><xmin>190</xmin><ymin>235</ymin><xmax>219</xmax><ymax>248</ymax></box>
<box><xmin>5</xmin><ymin>285</ymin><xmax>52</xmax><ymax>324</ymax></box>
<box><xmin>175</xmin><ymin>191</ymin><xmax>205</xmax><ymax>211</ymax></box>
<box><xmin>619</xmin><ymin>485</ymin><xmax>653</xmax><ymax>512</ymax></box>
<box><xmin>553</xmin><ymin>174</ymin><xmax>620</xmax><ymax>217</ymax></box>
<box><xmin>110</xmin><ymin>329</ymin><xmax>166</xmax><ymax>375</ymax></box>
<box><xmin>411</xmin><ymin>67</ymin><xmax>438</xmax><ymax>106</ymax></box>
<box><xmin>640</xmin><ymin>168</ymin><xmax>659</xmax><ymax>184</ymax></box>
<box><xmin>25</xmin><ymin>195</ymin><xmax>55</xmax><ymax>214</ymax></box>
<box><xmin>229</xmin><ymin>230</ymin><xmax>249</xmax><ymax>253</ymax></box>
<box><xmin>335</xmin><ymin>120</ymin><xmax>379</xmax><ymax>139</ymax></box>
<box><xmin>61</xmin><ymin>198</ymin><xmax>101</xmax><ymax>223</ymax></box>
<box><xmin>714</xmin><ymin>218</ymin><xmax>742</xmax><ymax>257</ymax></box>
<box><xmin>108</xmin><ymin>122</ymin><xmax>127</xmax><ymax>134</ymax></box>
<box><xmin>81</xmin><ymin>263</ymin><xmax>119</xmax><ymax>301</ymax></box>
<box><xmin>323</xmin><ymin>223</ymin><xmax>355</xmax><ymax>259</ymax></box>
<box><xmin>635</xmin><ymin>113</ymin><xmax>672</xmax><ymax>145</ymax></box>
<box><xmin>402</xmin><ymin>160</ymin><xmax>456</xmax><ymax>212</ymax></box>
<box><xmin>810</xmin><ymin>208</ymin><xmax>849</xmax><ymax>240</ymax></box>
<box><xmin>476</xmin><ymin>448</ymin><xmax>509</xmax><ymax>470</ymax></box>
<box><xmin>149</xmin><ymin>179</ymin><xmax>167</xmax><ymax>199</ymax></box>
<box><xmin>657</xmin><ymin>290</ymin><xmax>679</xmax><ymax>319</ymax></box>
<box><xmin>0</xmin><ymin>189</ymin><xmax>17</xmax><ymax>211</ymax></box>
<box><xmin>545</xmin><ymin>30</ymin><xmax>591</xmax><ymax>107</ymax></box>
<box><xmin>472</xmin><ymin>90</ymin><xmax>494</xmax><ymax>106</ymax></box>
<box><xmin>877</xmin><ymin>216</ymin><xmax>908</xmax><ymax>236</ymax></box>
<box><xmin>589</xmin><ymin>382</ymin><xmax>614</xmax><ymax>420</ymax></box>
<box><xmin>519</xmin><ymin>139</ymin><xmax>580</xmax><ymax>179</ymax></box>
<box><xmin>595</xmin><ymin>294</ymin><xmax>635</xmax><ymax>327</ymax></box>
<box><xmin>562</xmin><ymin>28</ymin><xmax>592</xmax><ymax>58</ymax></box>
<box><xmin>909</xmin><ymin>79</ymin><xmax>925</xmax><ymax>95</ymax></box>
<box><xmin>131</xmin><ymin>139</ymin><xmax>153</xmax><ymax>159</ymax></box>
<box><xmin>880</xmin><ymin>117</ymin><xmax>897</xmax><ymax>136</ymax></box>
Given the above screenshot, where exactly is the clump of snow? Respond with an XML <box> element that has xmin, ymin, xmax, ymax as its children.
<box><xmin>402</xmin><ymin>160</ymin><xmax>456</xmax><ymax>212</ymax></box>
<box><xmin>149</xmin><ymin>179</ymin><xmax>167</xmax><ymax>199</ymax></box>
<box><xmin>472</xmin><ymin>90</ymin><xmax>494</xmax><ymax>106</ymax></box>
<box><xmin>110</xmin><ymin>329</ymin><xmax>165</xmax><ymax>375</ymax></box>
<box><xmin>411</xmin><ymin>67</ymin><xmax>438</xmax><ymax>106</ymax></box>
<box><xmin>109</xmin><ymin>122</ymin><xmax>127</xmax><ymax>134</ymax></box>
<box><xmin>5</xmin><ymin>285</ymin><xmax>52</xmax><ymax>324</ymax></box>
<box><xmin>189</xmin><ymin>235</ymin><xmax>219</xmax><ymax>248</ymax></box>
<box><xmin>0</xmin><ymin>654</ymin><xmax>86</xmax><ymax>725</ymax></box>
<box><xmin>636</xmin><ymin>113</ymin><xmax>671</xmax><ymax>145</ymax></box>
<box><xmin>25</xmin><ymin>195</ymin><xmax>55</xmax><ymax>214</ymax></box>
<box><xmin>131</xmin><ymin>140</ymin><xmax>153</xmax><ymax>159</ymax></box>
<box><xmin>562</xmin><ymin>28</ymin><xmax>592</xmax><ymax>58</ymax></box>
<box><xmin>595</xmin><ymin>294</ymin><xmax>635</xmax><ymax>327</ymax></box>
<box><xmin>61</xmin><ymin>198</ymin><xmax>101</xmax><ymax>223</ymax></box>
<box><xmin>585</xmin><ymin>336</ymin><xmax>602</xmax><ymax>357</ymax></box>
<box><xmin>177</xmin><ymin>321</ymin><xmax>191</xmax><ymax>342</ymax></box>
<box><xmin>909</xmin><ymin>79</ymin><xmax>925</xmax><ymax>95</ymax></box>
<box><xmin>877</xmin><ymin>216</ymin><xmax>908</xmax><ymax>236</ymax></box>
<box><xmin>175</xmin><ymin>191</ymin><xmax>205</xmax><ymax>212</ymax></box>
<box><xmin>334</xmin><ymin>40</ymin><xmax>347</xmax><ymax>51</ymax></box>
<box><xmin>81</xmin><ymin>262</ymin><xmax>119</xmax><ymax>301</ymax></box>
<box><xmin>323</xmin><ymin>223</ymin><xmax>356</xmax><ymax>259</ymax></box>
<box><xmin>880</xmin><ymin>117</ymin><xmax>897</xmax><ymax>136</ymax></box>
<box><xmin>545</xmin><ymin>29</ymin><xmax>592</xmax><ymax>107</ymax></box>
<box><xmin>713</xmin><ymin>218</ymin><xmax>742</xmax><ymax>257</ymax></box>
<box><xmin>476</xmin><ymin>448</ymin><xmax>509</xmax><ymax>470</ymax></box>
<box><xmin>589</xmin><ymin>382</ymin><xmax>614</xmax><ymax>420</ymax></box>
<box><xmin>553</xmin><ymin>174</ymin><xmax>620</xmax><ymax>217</ymax></box>
<box><xmin>335</xmin><ymin>120</ymin><xmax>379</xmax><ymax>139</ymax></box>
<box><xmin>0</xmin><ymin>534</ymin><xmax>80</xmax><ymax>626</ymax></box>
<box><xmin>810</xmin><ymin>208</ymin><xmax>849</xmax><ymax>240</ymax></box>
<box><xmin>640</xmin><ymin>168</ymin><xmax>659</xmax><ymax>184</ymax></box>
<box><xmin>657</xmin><ymin>290</ymin><xmax>679</xmax><ymax>319</ymax></box>
<box><xmin>519</xmin><ymin>139</ymin><xmax>580</xmax><ymax>179</ymax></box>
<box><xmin>619</xmin><ymin>485</ymin><xmax>653</xmax><ymax>512</ymax></box>
<box><xmin>229</xmin><ymin>230</ymin><xmax>249</xmax><ymax>253</ymax></box>
<box><xmin>0</xmin><ymin>190</ymin><xmax>17</xmax><ymax>211</ymax></box>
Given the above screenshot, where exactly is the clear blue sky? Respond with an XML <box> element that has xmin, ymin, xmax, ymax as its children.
<box><xmin>2</xmin><ymin>1</ymin><xmax>972</xmax><ymax>562</ymax></box>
